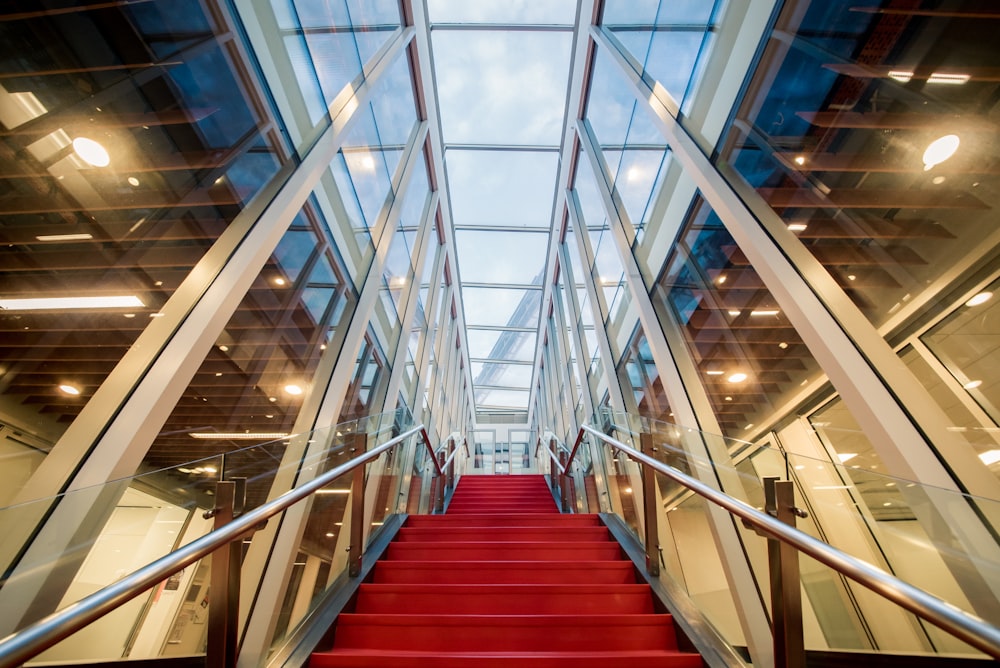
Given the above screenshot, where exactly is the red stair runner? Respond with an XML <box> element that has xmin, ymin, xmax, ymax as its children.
<box><xmin>310</xmin><ymin>474</ymin><xmax>702</xmax><ymax>667</ymax></box>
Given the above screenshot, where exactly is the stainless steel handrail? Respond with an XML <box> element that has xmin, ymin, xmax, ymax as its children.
<box><xmin>442</xmin><ymin>436</ymin><xmax>470</xmax><ymax>470</ymax></box>
<box><xmin>577</xmin><ymin>424</ymin><xmax>1000</xmax><ymax>659</ymax></box>
<box><xmin>0</xmin><ymin>425</ymin><xmax>426</xmax><ymax>668</ymax></box>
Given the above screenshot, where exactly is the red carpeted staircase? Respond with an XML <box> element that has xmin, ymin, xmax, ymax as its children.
<box><xmin>309</xmin><ymin>474</ymin><xmax>703</xmax><ymax>667</ymax></box>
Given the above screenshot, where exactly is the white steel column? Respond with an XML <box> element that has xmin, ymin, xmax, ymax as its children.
<box><xmin>565</xmin><ymin>192</ymin><xmax>627</xmax><ymax>415</ymax></box>
<box><xmin>411</xmin><ymin>0</ymin><xmax>476</xmax><ymax>421</ymax></box>
<box><xmin>0</xmin><ymin>27</ymin><xmax>417</xmax><ymax>639</ymax></box>
<box><xmin>528</xmin><ymin>0</ymin><xmax>599</xmax><ymax>428</ymax></box>
<box><xmin>381</xmin><ymin>191</ymin><xmax>441</xmax><ymax>414</ymax></box>
<box><xmin>413</xmin><ymin>234</ymin><xmax>448</xmax><ymax>426</ymax></box>
<box><xmin>238</xmin><ymin>119</ymin><xmax>430</xmax><ymax>665</ymax></box>
<box><xmin>557</xmin><ymin>243</ymin><xmax>597</xmax><ymax>424</ymax></box>
<box><xmin>592</xmin><ymin>22</ymin><xmax>1000</xmax><ymax>628</ymax></box>
<box><xmin>576</xmin><ymin>116</ymin><xmax>774</xmax><ymax>667</ymax></box>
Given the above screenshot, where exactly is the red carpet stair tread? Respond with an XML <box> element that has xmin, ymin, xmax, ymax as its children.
<box><xmin>310</xmin><ymin>474</ymin><xmax>703</xmax><ymax>667</ymax></box>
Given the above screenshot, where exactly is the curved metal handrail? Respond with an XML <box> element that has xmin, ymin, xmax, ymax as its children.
<box><xmin>441</xmin><ymin>436</ymin><xmax>470</xmax><ymax>470</ymax></box>
<box><xmin>0</xmin><ymin>425</ymin><xmax>427</xmax><ymax>668</ymax></box>
<box><xmin>576</xmin><ymin>424</ymin><xmax>1000</xmax><ymax>660</ymax></box>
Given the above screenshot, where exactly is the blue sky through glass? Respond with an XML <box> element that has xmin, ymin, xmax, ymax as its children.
<box><xmin>429</xmin><ymin>7</ymin><xmax>574</xmax><ymax>412</ymax></box>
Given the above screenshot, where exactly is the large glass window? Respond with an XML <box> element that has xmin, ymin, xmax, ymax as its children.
<box><xmin>652</xmin><ymin>197</ymin><xmax>823</xmax><ymax>438</ymax></box>
<box><xmin>720</xmin><ymin>0</ymin><xmax>1000</xmax><ymax>329</ymax></box>
<box><xmin>0</xmin><ymin>0</ymin><xmax>284</xmax><ymax>478</ymax></box>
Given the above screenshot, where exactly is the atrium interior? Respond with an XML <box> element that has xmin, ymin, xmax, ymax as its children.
<box><xmin>1</xmin><ymin>0</ymin><xmax>999</xmax><ymax>666</ymax></box>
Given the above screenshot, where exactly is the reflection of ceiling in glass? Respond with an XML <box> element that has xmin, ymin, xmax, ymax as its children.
<box><xmin>428</xmin><ymin>3</ymin><xmax>575</xmax><ymax>411</ymax></box>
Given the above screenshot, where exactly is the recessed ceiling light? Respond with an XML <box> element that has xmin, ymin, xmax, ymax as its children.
<box><xmin>189</xmin><ymin>432</ymin><xmax>289</xmax><ymax>440</ymax></box>
<box><xmin>927</xmin><ymin>72</ymin><xmax>969</xmax><ymax>85</ymax></box>
<box><xmin>979</xmin><ymin>450</ymin><xmax>1000</xmax><ymax>466</ymax></box>
<box><xmin>219</xmin><ymin>345</ymin><xmax>229</xmax><ymax>352</ymax></box>
<box><xmin>793</xmin><ymin>155</ymin><xmax>806</xmax><ymax>166</ymax></box>
<box><xmin>706</xmin><ymin>370</ymin><xmax>724</xmax><ymax>376</ymax></box>
<box><xmin>284</xmin><ymin>384</ymin><xmax>303</xmax><ymax>396</ymax></box>
<box><xmin>72</xmin><ymin>137</ymin><xmax>110</xmax><ymax>167</ymax></box>
<box><xmin>727</xmin><ymin>310</ymin><xmax>741</xmax><ymax>317</ymax></box>
<box><xmin>888</xmin><ymin>70</ymin><xmax>913</xmax><ymax>83</ymax></box>
<box><xmin>966</xmin><ymin>292</ymin><xmax>993</xmax><ymax>307</ymax></box>
<box><xmin>274</xmin><ymin>277</ymin><xmax>286</xmax><ymax>286</ymax></box>
<box><xmin>727</xmin><ymin>372</ymin><xmax>748</xmax><ymax>383</ymax></box>
<box><xmin>749</xmin><ymin>309</ymin><xmax>779</xmax><ymax>317</ymax></box>
<box><xmin>35</xmin><ymin>233</ymin><xmax>93</xmax><ymax>242</ymax></box>
<box><xmin>964</xmin><ymin>380</ymin><xmax>983</xmax><ymax>390</ymax></box>
<box><xmin>787</xmin><ymin>223</ymin><xmax>807</xmax><ymax>232</ymax></box>
<box><xmin>59</xmin><ymin>384</ymin><xmax>81</xmax><ymax>396</ymax></box>
<box><xmin>778</xmin><ymin>342</ymin><xmax>788</xmax><ymax>349</ymax></box>
<box><xmin>0</xmin><ymin>295</ymin><xmax>144</xmax><ymax>310</ymax></box>
<box><xmin>922</xmin><ymin>134</ymin><xmax>960</xmax><ymax>171</ymax></box>
<box><xmin>127</xmin><ymin>176</ymin><xmax>140</xmax><ymax>187</ymax></box>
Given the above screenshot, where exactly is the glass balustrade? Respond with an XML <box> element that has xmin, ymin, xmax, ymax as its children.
<box><xmin>561</xmin><ymin>410</ymin><xmax>999</xmax><ymax>661</ymax></box>
<box><xmin>0</xmin><ymin>409</ymin><xmax>459</xmax><ymax>666</ymax></box>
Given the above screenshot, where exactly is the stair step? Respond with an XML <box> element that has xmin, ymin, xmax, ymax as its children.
<box><xmin>404</xmin><ymin>513</ymin><xmax>602</xmax><ymax>527</ymax></box>
<box><xmin>394</xmin><ymin>526</ymin><xmax>609</xmax><ymax>542</ymax></box>
<box><xmin>353</xmin><ymin>583</ymin><xmax>655</xmax><ymax>614</ymax></box>
<box><xmin>385</xmin><ymin>541</ymin><xmax>621</xmax><ymax>561</ymax></box>
<box><xmin>333</xmin><ymin>613</ymin><xmax>681</xmax><ymax>652</ymax></box>
<box><xmin>310</xmin><ymin>650</ymin><xmax>705</xmax><ymax>668</ymax></box>
<box><xmin>311</xmin><ymin>476</ymin><xmax>702</xmax><ymax>667</ymax></box>
<box><xmin>371</xmin><ymin>560</ymin><xmax>638</xmax><ymax>585</ymax></box>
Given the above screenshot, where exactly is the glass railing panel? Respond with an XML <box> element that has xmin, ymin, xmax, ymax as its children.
<box><xmin>635</xmin><ymin>423</ymin><xmax>765</xmax><ymax>656</ymax></box>
<box><xmin>582</xmin><ymin>411</ymin><xmax>1000</xmax><ymax>660</ymax></box>
<box><xmin>268</xmin><ymin>422</ymin><xmax>441</xmax><ymax>653</ymax></box>
<box><xmin>1</xmin><ymin>451</ymin><xmax>227</xmax><ymax>664</ymax></box>
<box><xmin>782</xmin><ymin>448</ymin><xmax>1000</xmax><ymax>655</ymax></box>
<box><xmin>2</xmin><ymin>410</ymin><xmax>418</xmax><ymax>665</ymax></box>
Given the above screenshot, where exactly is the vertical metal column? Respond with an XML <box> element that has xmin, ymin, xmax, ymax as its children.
<box><xmin>208</xmin><ymin>481</ymin><xmax>237</xmax><ymax>668</ymax></box>
<box><xmin>764</xmin><ymin>477</ymin><xmax>806</xmax><ymax>668</ymax></box>
<box><xmin>558</xmin><ymin>449</ymin><xmax>570</xmax><ymax>512</ymax></box>
<box><xmin>348</xmin><ymin>433</ymin><xmax>367</xmax><ymax>578</ymax></box>
<box><xmin>640</xmin><ymin>433</ymin><xmax>660</xmax><ymax>577</ymax></box>
<box><xmin>436</xmin><ymin>449</ymin><xmax>447</xmax><ymax>513</ymax></box>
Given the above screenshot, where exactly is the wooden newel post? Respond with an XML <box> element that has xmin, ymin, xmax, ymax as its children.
<box><xmin>348</xmin><ymin>432</ymin><xmax>367</xmax><ymax>577</ymax></box>
<box><xmin>640</xmin><ymin>432</ymin><xmax>660</xmax><ymax>577</ymax></box>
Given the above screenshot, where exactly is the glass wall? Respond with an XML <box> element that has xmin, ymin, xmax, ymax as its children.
<box><xmin>0</xmin><ymin>0</ymin><xmax>285</xmax><ymax>482</ymax></box>
<box><xmin>719</xmin><ymin>0</ymin><xmax>1000</xmax><ymax>330</ymax></box>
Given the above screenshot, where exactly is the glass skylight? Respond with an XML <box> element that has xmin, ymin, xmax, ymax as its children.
<box><xmin>429</xmin><ymin>10</ymin><xmax>574</xmax><ymax>412</ymax></box>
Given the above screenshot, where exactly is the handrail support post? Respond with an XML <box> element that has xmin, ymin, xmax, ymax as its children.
<box><xmin>348</xmin><ymin>433</ymin><xmax>367</xmax><ymax>577</ymax></box>
<box><xmin>765</xmin><ymin>477</ymin><xmax>805</xmax><ymax>668</ymax></box>
<box><xmin>558</xmin><ymin>449</ymin><xmax>570</xmax><ymax>512</ymax></box>
<box><xmin>640</xmin><ymin>432</ymin><xmax>660</xmax><ymax>577</ymax></box>
<box><xmin>207</xmin><ymin>480</ymin><xmax>239</xmax><ymax>668</ymax></box>
<box><xmin>435</xmin><ymin>449</ymin><xmax>446</xmax><ymax>513</ymax></box>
